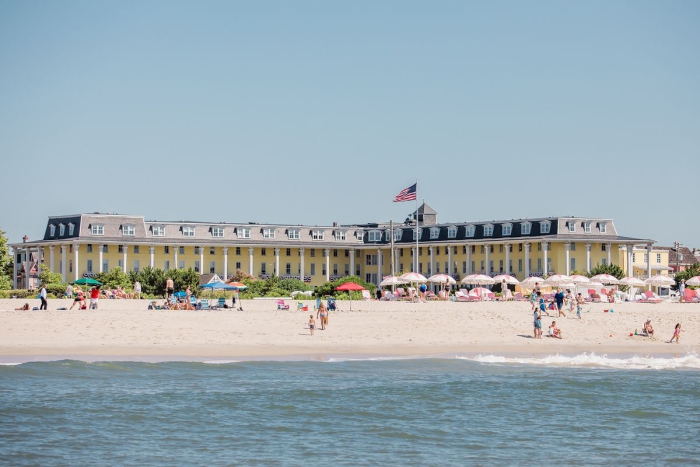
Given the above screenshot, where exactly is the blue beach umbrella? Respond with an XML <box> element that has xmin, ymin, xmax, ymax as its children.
<box><xmin>173</xmin><ymin>291</ymin><xmax>187</xmax><ymax>298</ymax></box>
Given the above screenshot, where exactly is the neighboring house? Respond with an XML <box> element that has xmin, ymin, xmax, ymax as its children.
<box><xmin>656</xmin><ymin>246</ymin><xmax>699</xmax><ymax>273</ymax></box>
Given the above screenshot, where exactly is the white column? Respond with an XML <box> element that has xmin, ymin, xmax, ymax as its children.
<box><xmin>429</xmin><ymin>246</ymin><xmax>435</xmax><ymax>276</ymax></box>
<box><xmin>586</xmin><ymin>243</ymin><xmax>592</xmax><ymax>273</ymax></box>
<box><xmin>626</xmin><ymin>244</ymin><xmax>633</xmax><ymax>277</ymax></box>
<box><xmin>122</xmin><ymin>246</ymin><xmax>127</xmax><ymax>273</ymax></box>
<box><xmin>200</xmin><ymin>247</ymin><xmax>205</xmax><ymax>275</ymax></box>
<box><xmin>274</xmin><ymin>248</ymin><xmax>280</xmax><ymax>276</ymax></box>
<box><xmin>299</xmin><ymin>248</ymin><xmax>305</xmax><ymax>281</ymax></box>
<box><xmin>447</xmin><ymin>244</ymin><xmax>453</xmax><ymax>277</ymax></box>
<box><xmin>223</xmin><ymin>247</ymin><xmax>229</xmax><ymax>280</ymax></box>
<box><xmin>485</xmin><ymin>243</ymin><xmax>490</xmax><ymax>275</ymax></box>
<box><xmin>565</xmin><ymin>243</ymin><xmax>571</xmax><ymax>275</ymax></box>
<box><xmin>61</xmin><ymin>245</ymin><xmax>67</xmax><ymax>282</ymax></box>
<box><xmin>149</xmin><ymin>246</ymin><xmax>155</xmax><ymax>268</ymax></box>
<box><xmin>350</xmin><ymin>249</ymin><xmax>355</xmax><ymax>277</ymax></box>
<box><xmin>466</xmin><ymin>244</ymin><xmax>471</xmax><ymax>275</ymax></box>
<box><xmin>377</xmin><ymin>248</ymin><xmax>382</xmax><ymax>285</ymax></box>
<box><xmin>74</xmin><ymin>243</ymin><xmax>80</xmax><ymax>281</ymax></box>
<box><xmin>607</xmin><ymin>243</ymin><xmax>612</xmax><ymax>266</ymax></box>
<box><xmin>505</xmin><ymin>243</ymin><xmax>511</xmax><ymax>275</ymax></box>
<box><xmin>325</xmin><ymin>249</ymin><xmax>331</xmax><ymax>282</ymax></box>
<box><xmin>12</xmin><ymin>248</ymin><xmax>18</xmax><ymax>289</ymax></box>
<box><xmin>98</xmin><ymin>244</ymin><xmax>104</xmax><ymax>273</ymax></box>
<box><xmin>174</xmin><ymin>246</ymin><xmax>178</xmax><ymax>269</ymax></box>
<box><xmin>395</xmin><ymin>249</ymin><xmax>400</xmax><ymax>275</ymax></box>
<box><xmin>542</xmin><ymin>241</ymin><xmax>549</xmax><ymax>275</ymax></box>
<box><xmin>24</xmin><ymin>250</ymin><xmax>30</xmax><ymax>289</ymax></box>
<box><xmin>411</xmin><ymin>247</ymin><xmax>416</xmax><ymax>272</ymax></box>
<box><xmin>647</xmin><ymin>243</ymin><xmax>653</xmax><ymax>280</ymax></box>
<box><xmin>525</xmin><ymin>242</ymin><xmax>531</xmax><ymax>277</ymax></box>
<box><xmin>49</xmin><ymin>245</ymin><xmax>55</xmax><ymax>272</ymax></box>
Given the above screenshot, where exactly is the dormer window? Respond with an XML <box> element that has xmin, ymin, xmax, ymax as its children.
<box><xmin>212</xmin><ymin>227</ymin><xmax>224</xmax><ymax>238</ymax></box>
<box><xmin>334</xmin><ymin>230</ymin><xmax>346</xmax><ymax>241</ymax></box>
<box><xmin>483</xmin><ymin>224</ymin><xmax>494</xmax><ymax>236</ymax></box>
<box><xmin>68</xmin><ymin>223</ymin><xmax>75</xmax><ymax>236</ymax></box>
<box><xmin>49</xmin><ymin>224</ymin><xmax>56</xmax><ymax>237</ymax></box>
<box><xmin>59</xmin><ymin>224</ymin><xmax>65</xmax><ymax>236</ymax></box>
<box><xmin>123</xmin><ymin>225</ymin><xmax>135</xmax><ymax>236</ymax></box>
<box><xmin>262</xmin><ymin>228</ymin><xmax>275</xmax><ymax>239</ymax></box>
<box><xmin>583</xmin><ymin>221</ymin><xmax>592</xmax><ymax>233</ymax></box>
<box><xmin>599</xmin><ymin>222</ymin><xmax>607</xmax><ymax>234</ymax></box>
<box><xmin>183</xmin><ymin>226</ymin><xmax>195</xmax><ymax>237</ymax></box>
<box><xmin>540</xmin><ymin>221</ymin><xmax>551</xmax><ymax>234</ymax></box>
<box><xmin>288</xmin><ymin>229</ymin><xmax>300</xmax><ymax>240</ymax></box>
<box><xmin>430</xmin><ymin>228</ymin><xmax>440</xmax><ymax>239</ymax></box>
<box><xmin>312</xmin><ymin>230</ymin><xmax>324</xmax><ymax>240</ymax></box>
<box><xmin>521</xmin><ymin>222</ymin><xmax>532</xmax><ymax>235</ymax></box>
<box><xmin>91</xmin><ymin>224</ymin><xmax>104</xmax><ymax>236</ymax></box>
<box><xmin>465</xmin><ymin>225</ymin><xmax>476</xmax><ymax>238</ymax></box>
<box><xmin>447</xmin><ymin>226</ymin><xmax>457</xmax><ymax>239</ymax></box>
<box><xmin>237</xmin><ymin>227</ymin><xmax>250</xmax><ymax>239</ymax></box>
<box><xmin>356</xmin><ymin>230</ymin><xmax>364</xmax><ymax>241</ymax></box>
<box><xmin>394</xmin><ymin>229</ymin><xmax>403</xmax><ymax>241</ymax></box>
<box><xmin>567</xmin><ymin>221</ymin><xmax>576</xmax><ymax>233</ymax></box>
<box><xmin>413</xmin><ymin>228</ymin><xmax>422</xmax><ymax>240</ymax></box>
<box><xmin>152</xmin><ymin>226</ymin><xmax>165</xmax><ymax>237</ymax></box>
<box><xmin>502</xmin><ymin>223</ymin><xmax>512</xmax><ymax>236</ymax></box>
<box><xmin>368</xmin><ymin>230</ymin><xmax>381</xmax><ymax>242</ymax></box>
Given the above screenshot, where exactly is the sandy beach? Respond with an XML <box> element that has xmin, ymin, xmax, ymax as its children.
<box><xmin>0</xmin><ymin>298</ymin><xmax>698</xmax><ymax>362</ymax></box>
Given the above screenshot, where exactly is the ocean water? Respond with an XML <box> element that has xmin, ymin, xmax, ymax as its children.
<box><xmin>1</xmin><ymin>354</ymin><xmax>699</xmax><ymax>466</ymax></box>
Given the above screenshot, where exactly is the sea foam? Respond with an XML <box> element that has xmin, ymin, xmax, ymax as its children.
<box><xmin>460</xmin><ymin>352</ymin><xmax>700</xmax><ymax>370</ymax></box>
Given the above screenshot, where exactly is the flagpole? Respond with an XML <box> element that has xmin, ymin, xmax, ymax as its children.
<box><xmin>415</xmin><ymin>179</ymin><xmax>419</xmax><ymax>274</ymax></box>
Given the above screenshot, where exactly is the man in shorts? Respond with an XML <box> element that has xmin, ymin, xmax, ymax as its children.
<box><xmin>166</xmin><ymin>277</ymin><xmax>174</xmax><ymax>300</ymax></box>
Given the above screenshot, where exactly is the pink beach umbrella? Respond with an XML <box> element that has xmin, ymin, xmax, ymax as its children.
<box><xmin>545</xmin><ymin>274</ymin><xmax>572</xmax><ymax>286</ymax></box>
<box><xmin>686</xmin><ymin>276</ymin><xmax>700</xmax><ymax>287</ymax></box>
<box><xmin>619</xmin><ymin>277</ymin><xmax>646</xmax><ymax>287</ymax></box>
<box><xmin>590</xmin><ymin>274</ymin><xmax>620</xmax><ymax>285</ymax></box>
<box><xmin>521</xmin><ymin>276</ymin><xmax>545</xmax><ymax>288</ymax></box>
<box><xmin>427</xmin><ymin>274</ymin><xmax>456</xmax><ymax>285</ymax></box>
<box><xmin>460</xmin><ymin>274</ymin><xmax>495</xmax><ymax>285</ymax></box>
<box><xmin>569</xmin><ymin>275</ymin><xmax>590</xmax><ymax>284</ymax></box>
<box><xmin>493</xmin><ymin>274</ymin><xmax>519</xmax><ymax>284</ymax></box>
<box><xmin>400</xmin><ymin>272</ymin><xmax>428</xmax><ymax>283</ymax></box>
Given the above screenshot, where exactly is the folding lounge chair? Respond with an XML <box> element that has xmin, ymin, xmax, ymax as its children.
<box><xmin>200</xmin><ymin>299</ymin><xmax>210</xmax><ymax>311</ymax></box>
<box><xmin>216</xmin><ymin>298</ymin><xmax>226</xmax><ymax>309</ymax></box>
<box><xmin>639</xmin><ymin>291</ymin><xmax>662</xmax><ymax>303</ymax></box>
<box><xmin>277</xmin><ymin>299</ymin><xmax>290</xmax><ymax>310</ymax></box>
<box><xmin>683</xmin><ymin>289</ymin><xmax>699</xmax><ymax>303</ymax></box>
<box><xmin>588</xmin><ymin>289</ymin><xmax>601</xmax><ymax>303</ymax></box>
<box><xmin>297</xmin><ymin>302</ymin><xmax>308</xmax><ymax>311</ymax></box>
<box><xmin>514</xmin><ymin>292</ymin><xmax>527</xmax><ymax>301</ymax></box>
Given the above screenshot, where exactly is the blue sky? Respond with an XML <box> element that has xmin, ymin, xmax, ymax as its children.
<box><xmin>1</xmin><ymin>1</ymin><xmax>698</xmax><ymax>248</ymax></box>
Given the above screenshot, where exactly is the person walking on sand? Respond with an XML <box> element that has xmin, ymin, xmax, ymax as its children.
<box><xmin>669</xmin><ymin>323</ymin><xmax>683</xmax><ymax>344</ymax></box>
<box><xmin>317</xmin><ymin>301</ymin><xmax>328</xmax><ymax>330</ymax></box>
<box><xmin>554</xmin><ymin>288</ymin><xmax>565</xmax><ymax>318</ymax></box>
<box><xmin>39</xmin><ymin>284</ymin><xmax>48</xmax><ymax>310</ymax></box>
<box><xmin>70</xmin><ymin>288</ymin><xmax>85</xmax><ymax>310</ymax></box>
<box><xmin>90</xmin><ymin>286</ymin><xmax>100</xmax><ymax>309</ymax></box>
<box><xmin>133</xmin><ymin>280</ymin><xmax>141</xmax><ymax>300</ymax></box>
<box><xmin>533</xmin><ymin>309</ymin><xmax>541</xmax><ymax>339</ymax></box>
<box><xmin>309</xmin><ymin>315</ymin><xmax>316</xmax><ymax>335</ymax></box>
<box><xmin>166</xmin><ymin>277</ymin><xmax>174</xmax><ymax>300</ymax></box>
<box><xmin>679</xmin><ymin>280</ymin><xmax>685</xmax><ymax>303</ymax></box>
<box><xmin>65</xmin><ymin>283</ymin><xmax>73</xmax><ymax>299</ymax></box>
<box><xmin>234</xmin><ymin>289</ymin><xmax>243</xmax><ymax>311</ymax></box>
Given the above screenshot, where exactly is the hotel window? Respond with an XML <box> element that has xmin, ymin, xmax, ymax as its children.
<box><xmin>602</xmin><ymin>244</ymin><xmax>607</xmax><ymax>251</ymax></box>
<box><xmin>134</xmin><ymin>260</ymin><xmax>140</xmax><ymax>272</ymax></box>
<box><xmin>570</xmin><ymin>258</ymin><xmax>576</xmax><ymax>271</ymax></box>
<box><xmin>152</xmin><ymin>226</ymin><xmax>165</xmax><ymax>236</ymax></box>
<box><xmin>601</xmin><ymin>258</ymin><xmax>607</xmax><ymax>266</ymax></box>
<box><xmin>212</xmin><ymin>227</ymin><xmax>224</xmax><ymax>238</ymax></box>
<box><xmin>134</xmin><ymin>245</ymin><xmax>140</xmax><ymax>254</ymax></box>
<box><xmin>87</xmin><ymin>244</ymin><xmax>93</xmax><ymax>253</ymax></box>
<box><xmin>368</xmin><ymin>231</ymin><xmax>381</xmax><ymax>242</ymax></box>
<box><xmin>413</xmin><ymin>228</ymin><xmax>422</xmax><ymax>240</ymax></box>
<box><xmin>521</xmin><ymin>223</ymin><xmax>532</xmax><ymax>235</ymax></box>
<box><xmin>103</xmin><ymin>259</ymin><xmax>109</xmax><ymax>271</ymax></box>
<box><xmin>499</xmin><ymin>245</ymin><xmax>503</xmax><ymax>253</ymax></box>
<box><xmin>333</xmin><ymin>249</ymin><xmax>338</xmax><ymax>257</ymax></box>
<box><xmin>68</xmin><ymin>223</ymin><xmax>75</xmax><ymax>235</ymax></box>
<box><xmin>502</xmin><ymin>224</ymin><xmax>512</xmax><ymax>236</ymax></box>
<box><xmin>366</xmin><ymin>255</ymin><xmax>377</xmax><ymax>266</ymax></box>
<box><xmin>568</xmin><ymin>222</ymin><xmax>576</xmax><ymax>233</ymax></box>
<box><xmin>87</xmin><ymin>260</ymin><xmax>93</xmax><ymax>273</ymax></box>
<box><xmin>462</xmin><ymin>261</ymin><xmax>467</xmax><ymax>273</ymax></box>
<box><xmin>356</xmin><ymin>231</ymin><xmax>364</xmax><ymax>241</ymax></box>
<box><xmin>123</xmin><ymin>225</ymin><xmax>135</xmax><ymax>236</ymax></box>
<box><xmin>518</xmin><ymin>243</ymin><xmax>523</xmax><ymax>252</ymax></box>
<box><xmin>472</xmin><ymin>245</ymin><xmax>476</xmax><ymax>254</ymax></box>
<box><xmin>430</xmin><ymin>228</ymin><xmax>440</xmax><ymax>239</ymax></box>
<box><xmin>633</xmin><ymin>253</ymin><xmax>636</xmax><ymax>263</ymax></box>
<box><xmin>261</xmin><ymin>264</ymin><xmax>267</xmax><ymax>275</ymax></box>
<box><xmin>445</xmin><ymin>246</ymin><xmax>449</xmax><ymax>255</ymax></box>
<box><xmin>518</xmin><ymin>259</ymin><xmax>523</xmax><ymax>272</ymax></box>
<box><xmin>260</xmin><ymin>248</ymin><xmax>267</xmax><ymax>256</ymax></box>
<box><xmin>59</xmin><ymin>224</ymin><xmax>65</xmax><ymax>236</ymax></box>
<box><xmin>310</xmin><ymin>249</ymin><xmax>315</xmax><ymax>257</ymax></box>
<box><xmin>210</xmin><ymin>262</ymin><xmax>216</xmax><ymax>273</ymax></box>
<box><xmin>179</xmin><ymin>246</ymin><xmax>184</xmax><ymax>254</ymax></box>
<box><xmin>49</xmin><ymin>224</ymin><xmax>56</xmax><ymax>237</ymax></box>
<box><xmin>179</xmin><ymin>260</ymin><xmax>185</xmax><ymax>269</ymax></box>
<box><xmin>263</xmin><ymin>228</ymin><xmax>275</xmax><ymax>239</ymax></box>
<box><xmin>490</xmin><ymin>245</ymin><xmax>494</xmax><ymax>253</ymax></box>
<box><xmin>540</xmin><ymin>221</ymin><xmax>551</xmax><ymax>234</ymax></box>
<box><xmin>286</xmin><ymin>248</ymin><xmax>291</xmax><ymax>256</ymax></box>
<box><xmin>183</xmin><ymin>226</ymin><xmax>195</xmax><ymax>237</ymax></box>
<box><xmin>286</xmin><ymin>263</ymin><xmax>291</xmax><ymax>275</ymax></box>
<box><xmin>393</xmin><ymin>229</ymin><xmax>402</xmax><ymax>241</ymax></box>
<box><xmin>599</xmin><ymin>222</ymin><xmax>607</xmax><ymax>233</ymax></box>
<box><xmin>447</xmin><ymin>227</ymin><xmax>457</xmax><ymax>239</ymax></box>
<box><xmin>235</xmin><ymin>262</ymin><xmax>241</xmax><ymax>270</ymax></box>
<box><xmin>335</xmin><ymin>230</ymin><xmax>346</xmax><ymax>241</ymax></box>
<box><xmin>194</xmin><ymin>246</ymin><xmax>200</xmax><ymax>254</ymax></box>
<box><xmin>312</xmin><ymin>230</ymin><xmax>325</xmax><ymax>240</ymax></box>
<box><xmin>236</xmin><ymin>247</ymin><xmax>241</xmax><ymax>255</ymax></box>
<box><xmin>483</xmin><ymin>225</ymin><xmax>494</xmax><ymax>236</ymax></box>
<box><xmin>194</xmin><ymin>261</ymin><xmax>200</xmax><ymax>272</ymax></box>
<box><xmin>163</xmin><ymin>260</ymin><xmax>169</xmax><ymax>271</ymax></box>
<box><xmin>237</xmin><ymin>228</ymin><xmax>250</xmax><ymax>239</ymax></box>
<box><xmin>465</xmin><ymin>225</ymin><xmax>475</xmax><ymax>237</ymax></box>
<box><xmin>570</xmin><ymin>243</ymin><xmax>576</xmax><ymax>251</ymax></box>
<box><xmin>481</xmin><ymin>245</ymin><xmax>485</xmax><ymax>254</ymax></box>
<box><xmin>118</xmin><ymin>245</ymin><xmax>124</xmax><ymax>253</ymax></box>
<box><xmin>333</xmin><ymin>264</ymin><xmax>338</xmax><ymax>275</ymax></box>
<box><xmin>655</xmin><ymin>253</ymin><xmax>661</xmax><ymax>264</ymax></box>
<box><xmin>288</xmin><ymin>229</ymin><xmax>300</xmax><ymax>240</ymax></box>
<box><xmin>210</xmin><ymin>247</ymin><xmax>215</xmax><ymax>255</ymax></box>
<box><xmin>91</xmin><ymin>224</ymin><xmax>104</xmax><ymax>235</ymax></box>
<box><xmin>310</xmin><ymin>264</ymin><xmax>316</xmax><ymax>275</ymax></box>
<box><xmin>644</xmin><ymin>253</ymin><xmax>649</xmax><ymax>263</ymax></box>
<box><xmin>583</xmin><ymin>222</ymin><xmax>591</xmax><ymax>234</ymax></box>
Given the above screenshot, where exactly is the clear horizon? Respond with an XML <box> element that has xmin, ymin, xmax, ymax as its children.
<box><xmin>1</xmin><ymin>1</ymin><xmax>698</xmax><ymax>249</ymax></box>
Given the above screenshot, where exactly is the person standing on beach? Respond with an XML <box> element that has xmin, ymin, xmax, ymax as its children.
<box><xmin>668</xmin><ymin>323</ymin><xmax>682</xmax><ymax>343</ymax></box>
<box><xmin>234</xmin><ymin>289</ymin><xmax>243</xmax><ymax>311</ymax></box>
<box><xmin>555</xmin><ymin>288</ymin><xmax>565</xmax><ymax>318</ymax></box>
<box><xmin>90</xmin><ymin>286</ymin><xmax>100</xmax><ymax>309</ymax></box>
<box><xmin>308</xmin><ymin>315</ymin><xmax>316</xmax><ymax>335</ymax></box>
<box><xmin>166</xmin><ymin>277</ymin><xmax>174</xmax><ymax>300</ymax></box>
<box><xmin>533</xmin><ymin>309</ymin><xmax>541</xmax><ymax>338</ymax></box>
<box><xmin>679</xmin><ymin>280</ymin><xmax>685</xmax><ymax>303</ymax></box>
<box><xmin>316</xmin><ymin>301</ymin><xmax>328</xmax><ymax>330</ymax></box>
<box><xmin>39</xmin><ymin>284</ymin><xmax>48</xmax><ymax>310</ymax></box>
<box><xmin>65</xmin><ymin>283</ymin><xmax>73</xmax><ymax>299</ymax></box>
<box><xmin>133</xmin><ymin>281</ymin><xmax>141</xmax><ymax>300</ymax></box>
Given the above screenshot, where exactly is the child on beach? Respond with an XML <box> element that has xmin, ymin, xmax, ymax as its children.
<box><xmin>538</xmin><ymin>293</ymin><xmax>549</xmax><ymax>317</ymax></box>
<box><xmin>533</xmin><ymin>309</ymin><xmax>542</xmax><ymax>339</ymax></box>
<box><xmin>669</xmin><ymin>323</ymin><xmax>682</xmax><ymax>344</ymax></box>
<box><xmin>309</xmin><ymin>315</ymin><xmax>316</xmax><ymax>335</ymax></box>
<box><xmin>530</xmin><ymin>290</ymin><xmax>537</xmax><ymax>311</ymax></box>
<box><xmin>576</xmin><ymin>293</ymin><xmax>583</xmax><ymax>319</ymax></box>
<box><xmin>548</xmin><ymin>321</ymin><xmax>562</xmax><ymax>339</ymax></box>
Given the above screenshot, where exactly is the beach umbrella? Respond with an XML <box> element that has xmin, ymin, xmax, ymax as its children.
<box><xmin>200</xmin><ymin>281</ymin><xmax>236</xmax><ymax>298</ymax></box>
<box><xmin>427</xmin><ymin>274</ymin><xmax>456</xmax><ymax>285</ymax></box>
<box><xmin>686</xmin><ymin>276</ymin><xmax>700</xmax><ymax>287</ymax></box>
<box><xmin>460</xmin><ymin>274</ymin><xmax>495</xmax><ymax>285</ymax></box>
<box><xmin>587</xmin><ymin>281</ymin><xmax>604</xmax><ymax>289</ymax></box>
<box><xmin>74</xmin><ymin>277</ymin><xmax>102</xmax><ymax>286</ymax></box>
<box><xmin>173</xmin><ymin>291</ymin><xmax>187</xmax><ymax>298</ymax></box>
<box><xmin>590</xmin><ymin>274</ymin><xmax>620</xmax><ymax>285</ymax></box>
<box><xmin>400</xmin><ymin>272</ymin><xmax>428</xmax><ymax>283</ymax></box>
<box><xmin>644</xmin><ymin>275</ymin><xmax>674</xmax><ymax>287</ymax></box>
<box><xmin>335</xmin><ymin>281</ymin><xmax>365</xmax><ymax>311</ymax></box>
<box><xmin>493</xmin><ymin>274</ymin><xmax>519</xmax><ymax>284</ymax></box>
<box><xmin>226</xmin><ymin>281</ymin><xmax>248</xmax><ymax>290</ymax></box>
<box><xmin>520</xmin><ymin>276</ymin><xmax>545</xmax><ymax>287</ymax></box>
<box><xmin>619</xmin><ymin>277</ymin><xmax>646</xmax><ymax>287</ymax></box>
<box><xmin>380</xmin><ymin>275</ymin><xmax>409</xmax><ymax>287</ymax></box>
<box><xmin>569</xmin><ymin>275</ymin><xmax>590</xmax><ymax>284</ymax></box>
<box><xmin>545</xmin><ymin>274</ymin><xmax>572</xmax><ymax>286</ymax></box>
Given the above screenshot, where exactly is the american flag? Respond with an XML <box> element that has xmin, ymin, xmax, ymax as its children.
<box><xmin>393</xmin><ymin>183</ymin><xmax>417</xmax><ymax>202</ymax></box>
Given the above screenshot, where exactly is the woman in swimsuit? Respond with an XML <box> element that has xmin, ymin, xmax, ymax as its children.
<box><xmin>317</xmin><ymin>302</ymin><xmax>328</xmax><ymax>330</ymax></box>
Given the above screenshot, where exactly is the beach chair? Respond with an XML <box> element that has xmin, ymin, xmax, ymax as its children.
<box><xmin>514</xmin><ymin>292</ymin><xmax>527</xmax><ymax>301</ymax></box>
<box><xmin>277</xmin><ymin>299</ymin><xmax>290</xmax><ymax>310</ymax></box>
<box><xmin>189</xmin><ymin>296</ymin><xmax>196</xmax><ymax>309</ymax></box>
<box><xmin>587</xmin><ymin>289</ymin><xmax>601</xmax><ymax>303</ymax></box>
<box><xmin>396</xmin><ymin>288</ymin><xmax>407</xmax><ymax>300</ymax></box>
<box><xmin>200</xmin><ymin>299</ymin><xmax>210</xmax><ymax>311</ymax></box>
<box><xmin>639</xmin><ymin>291</ymin><xmax>662</xmax><ymax>303</ymax></box>
<box><xmin>426</xmin><ymin>291</ymin><xmax>439</xmax><ymax>301</ymax></box>
<box><xmin>683</xmin><ymin>289</ymin><xmax>698</xmax><ymax>303</ymax></box>
<box><xmin>216</xmin><ymin>298</ymin><xmax>226</xmax><ymax>309</ymax></box>
<box><xmin>327</xmin><ymin>298</ymin><xmax>337</xmax><ymax>311</ymax></box>
<box><xmin>297</xmin><ymin>302</ymin><xmax>308</xmax><ymax>311</ymax></box>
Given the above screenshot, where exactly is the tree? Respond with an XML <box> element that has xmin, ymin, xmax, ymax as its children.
<box><xmin>94</xmin><ymin>267</ymin><xmax>131</xmax><ymax>289</ymax></box>
<box><xmin>673</xmin><ymin>263</ymin><xmax>700</xmax><ymax>288</ymax></box>
<box><xmin>313</xmin><ymin>275</ymin><xmax>376</xmax><ymax>298</ymax></box>
<box><xmin>587</xmin><ymin>263</ymin><xmax>625</xmax><ymax>280</ymax></box>
<box><xmin>38</xmin><ymin>264</ymin><xmax>65</xmax><ymax>286</ymax></box>
<box><xmin>0</xmin><ymin>228</ymin><xmax>12</xmax><ymax>289</ymax></box>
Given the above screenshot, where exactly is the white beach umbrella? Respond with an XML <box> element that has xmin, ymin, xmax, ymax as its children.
<box><xmin>400</xmin><ymin>272</ymin><xmax>428</xmax><ymax>283</ymax></box>
<box><xmin>686</xmin><ymin>276</ymin><xmax>700</xmax><ymax>287</ymax></box>
<box><xmin>569</xmin><ymin>275</ymin><xmax>590</xmax><ymax>284</ymax></box>
<box><xmin>521</xmin><ymin>276</ymin><xmax>545</xmax><ymax>287</ymax></box>
<box><xmin>379</xmin><ymin>275</ymin><xmax>408</xmax><ymax>287</ymax></box>
<box><xmin>545</xmin><ymin>274</ymin><xmax>572</xmax><ymax>286</ymax></box>
<box><xmin>460</xmin><ymin>274</ymin><xmax>495</xmax><ymax>285</ymax></box>
<box><xmin>590</xmin><ymin>274</ymin><xmax>620</xmax><ymax>285</ymax></box>
<box><xmin>587</xmin><ymin>282</ymin><xmax>604</xmax><ymax>289</ymax></box>
<box><xmin>427</xmin><ymin>274</ymin><xmax>456</xmax><ymax>285</ymax></box>
<box><xmin>645</xmin><ymin>275</ymin><xmax>674</xmax><ymax>287</ymax></box>
<box><xmin>619</xmin><ymin>277</ymin><xmax>646</xmax><ymax>287</ymax></box>
<box><xmin>493</xmin><ymin>274</ymin><xmax>519</xmax><ymax>284</ymax></box>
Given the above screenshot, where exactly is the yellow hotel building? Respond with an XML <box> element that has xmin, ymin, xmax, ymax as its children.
<box><xmin>12</xmin><ymin>205</ymin><xmax>664</xmax><ymax>289</ymax></box>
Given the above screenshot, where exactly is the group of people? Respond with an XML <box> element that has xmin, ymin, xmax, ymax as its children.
<box><xmin>309</xmin><ymin>300</ymin><xmax>331</xmax><ymax>335</ymax></box>
<box><xmin>69</xmin><ymin>285</ymin><xmax>101</xmax><ymax>310</ymax></box>
<box><xmin>532</xmin><ymin>308</ymin><xmax>563</xmax><ymax>339</ymax></box>
<box><xmin>530</xmin><ymin>286</ymin><xmax>584</xmax><ymax>320</ymax></box>
<box><xmin>639</xmin><ymin>319</ymin><xmax>684</xmax><ymax>344</ymax></box>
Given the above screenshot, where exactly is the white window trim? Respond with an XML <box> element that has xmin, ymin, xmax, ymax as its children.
<box><xmin>237</xmin><ymin>228</ymin><xmax>250</xmax><ymax>239</ymax></box>
<box><xmin>212</xmin><ymin>227</ymin><xmax>224</xmax><ymax>238</ymax></box>
<box><xmin>68</xmin><ymin>223</ymin><xmax>75</xmax><ymax>236</ymax></box>
<box><xmin>394</xmin><ymin>229</ymin><xmax>403</xmax><ymax>241</ymax></box>
<box><xmin>263</xmin><ymin>228</ymin><xmax>275</xmax><ymax>239</ymax></box>
<box><xmin>540</xmin><ymin>221</ymin><xmax>551</xmax><ymax>234</ymax></box>
<box><xmin>568</xmin><ymin>222</ymin><xmax>576</xmax><ymax>233</ymax></box>
<box><xmin>430</xmin><ymin>228</ymin><xmax>440</xmax><ymax>239</ymax></box>
<box><xmin>91</xmin><ymin>224</ymin><xmax>104</xmax><ymax>236</ymax></box>
<box><xmin>152</xmin><ymin>225</ymin><xmax>165</xmax><ymax>237</ymax></box>
<box><xmin>59</xmin><ymin>224</ymin><xmax>65</xmax><ymax>236</ymax></box>
<box><xmin>334</xmin><ymin>230</ymin><xmax>347</xmax><ymax>241</ymax></box>
<box><xmin>483</xmin><ymin>224</ymin><xmax>494</xmax><ymax>237</ymax></box>
<box><xmin>368</xmin><ymin>230</ymin><xmax>381</xmax><ymax>242</ymax></box>
<box><xmin>182</xmin><ymin>226</ymin><xmax>196</xmax><ymax>237</ymax></box>
<box><xmin>447</xmin><ymin>226</ymin><xmax>457</xmax><ymax>239</ymax></box>
<box><xmin>288</xmin><ymin>229</ymin><xmax>300</xmax><ymax>240</ymax></box>
<box><xmin>356</xmin><ymin>230</ymin><xmax>364</xmax><ymax>241</ymax></box>
<box><xmin>521</xmin><ymin>222</ymin><xmax>532</xmax><ymax>235</ymax></box>
<box><xmin>123</xmin><ymin>225</ymin><xmax>136</xmax><ymax>236</ymax></box>
<box><xmin>413</xmin><ymin>228</ymin><xmax>423</xmax><ymax>240</ymax></box>
<box><xmin>599</xmin><ymin>222</ymin><xmax>607</xmax><ymax>233</ymax></box>
<box><xmin>49</xmin><ymin>224</ymin><xmax>56</xmax><ymax>237</ymax></box>
<box><xmin>312</xmin><ymin>230</ymin><xmax>325</xmax><ymax>241</ymax></box>
<box><xmin>465</xmin><ymin>225</ymin><xmax>476</xmax><ymax>238</ymax></box>
<box><xmin>502</xmin><ymin>223</ymin><xmax>512</xmax><ymax>236</ymax></box>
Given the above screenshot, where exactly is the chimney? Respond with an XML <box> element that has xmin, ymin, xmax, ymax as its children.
<box><xmin>22</xmin><ymin>235</ymin><xmax>28</xmax><ymax>243</ymax></box>
<box><xmin>333</xmin><ymin>222</ymin><xmax>338</xmax><ymax>227</ymax></box>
